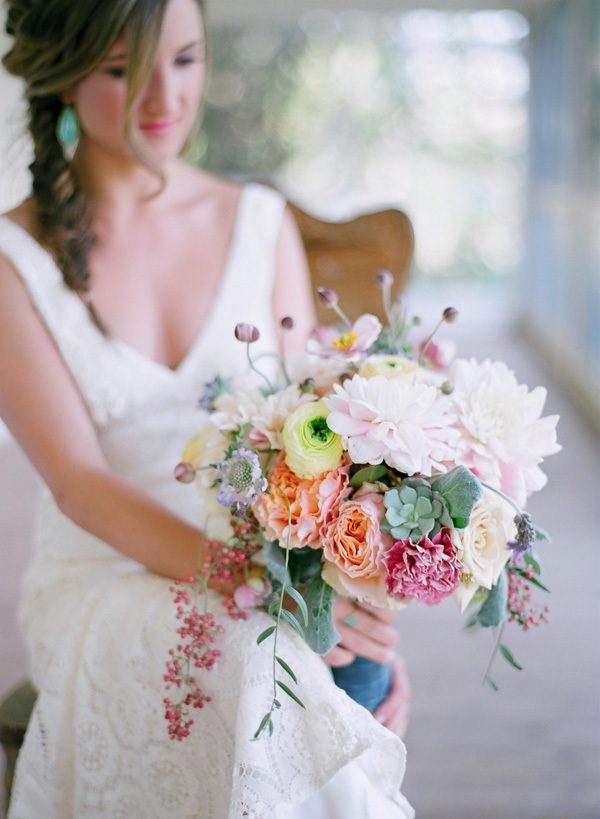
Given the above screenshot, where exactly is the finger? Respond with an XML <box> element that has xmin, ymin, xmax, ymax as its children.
<box><xmin>385</xmin><ymin>705</ymin><xmax>410</xmax><ymax>738</ymax></box>
<box><xmin>336</xmin><ymin>627</ymin><xmax>396</xmax><ymax>664</ymax></box>
<box><xmin>339</xmin><ymin>615</ymin><xmax>398</xmax><ymax>650</ymax></box>
<box><xmin>374</xmin><ymin>656</ymin><xmax>411</xmax><ymax>723</ymax></box>
<box><xmin>355</xmin><ymin>601</ymin><xmax>396</xmax><ymax>624</ymax></box>
<box><xmin>323</xmin><ymin>646</ymin><xmax>356</xmax><ymax>668</ymax></box>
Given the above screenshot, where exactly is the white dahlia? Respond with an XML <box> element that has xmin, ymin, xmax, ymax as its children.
<box><xmin>324</xmin><ymin>374</ymin><xmax>457</xmax><ymax>475</ymax></box>
<box><xmin>447</xmin><ymin>358</ymin><xmax>561</xmax><ymax>506</ymax></box>
<box><xmin>212</xmin><ymin>384</ymin><xmax>314</xmax><ymax>450</ymax></box>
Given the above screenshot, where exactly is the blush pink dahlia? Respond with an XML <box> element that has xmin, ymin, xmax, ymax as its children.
<box><xmin>447</xmin><ymin>359</ymin><xmax>561</xmax><ymax>506</ymax></box>
<box><xmin>324</xmin><ymin>374</ymin><xmax>457</xmax><ymax>475</ymax></box>
<box><xmin>384</xmin><ymin>529</ymin><xmax>461</xmax><ymax>605</ymax></box>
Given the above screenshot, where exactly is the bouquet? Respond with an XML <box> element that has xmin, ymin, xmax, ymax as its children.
<box><xmin>164</xmin><ymin>272</ymin><xmax>560</xmax><ymax>741</ymax></box>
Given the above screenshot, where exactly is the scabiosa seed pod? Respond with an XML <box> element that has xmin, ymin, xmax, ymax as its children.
<box><xmin>317</xmin><ymin>287</ymin><xmax>339</xmax><ymax>307</ymax></box>
<box><xmin>442</xmin><ymin>307</ymin><xmax>459</xmax><ymax>323</ymax></box>
<box><xmin>234</xmin><ymin>323</ymin><xmax>260</xmax><ymax>343</ymax></box>
<box><xmin>174</xmin><ymin>462</ymin><xmax>196</xmax><ymax>484</ymax></box>
<box><xmin>280</xmin><ymin>316</ymin><xmax>294</xmax><ymax>330</ymax></box>
<box><xmin>441</xmin><ymin>380</ymin><xmax>454</xmax><ymax>395</ymax></box>
<box><xmin>300</xmin><ymin>377</ymin><xmax>316</xmax><ymax>394</ymax></box>
<box><xmin>376</xmin><ymin>269</ymin><xmax>394</xmax><ymax>287</ymax></box>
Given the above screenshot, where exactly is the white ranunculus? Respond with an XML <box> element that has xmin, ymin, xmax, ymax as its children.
<box><xmin>448</xmin><ymin>358</ymin><xmax>560</xmax><ymax>506</ymax></box>
<box><xmin>452</xmin><ymin>488</ymin><xmax>516</xmax><ymax>612</ymax></box>
<box><xmin>323</xmin><ymin>374</ymin><xmax>457</xmax><ymax>475</ymax></box>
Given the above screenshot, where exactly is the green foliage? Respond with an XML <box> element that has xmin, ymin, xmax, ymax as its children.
<box><xmin>383</xmin><ymin>478</ymin><xmax>453</xmax><ymax>541</ymax></box>
<box><xmin>476</xmin><ymin>571</ymin><xmax>508</xmax><ymax>628</ymax></box>
<box><xmin>303</xmin><ymin>575</ymin><xmax>340</xmax><ymax>655</ymax></box>
<box><xmin>349</xmin><ymin>464</ymin><xmax>388</xmax><ymax>489</ymax></box>
<box><xmin>499</xmin><ymin>644</ymin><xmax>523</xmax><ymax>671</ymax></box>
<box><xmin>432</xmin><ymin>466</ymin><xmax>483</xmax><ymax>528</ymax></box>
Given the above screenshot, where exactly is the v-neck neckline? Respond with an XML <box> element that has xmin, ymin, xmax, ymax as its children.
<box><xmin>0</xmin><ymin>183</ymin><xmax>252</xmax><ymax>377</ymax></box>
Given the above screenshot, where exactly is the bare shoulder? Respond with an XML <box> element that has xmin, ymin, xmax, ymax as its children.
<box><xmin>1</xmin><ymin>197</ymin><xmax>36</xmax><ymax>233</ymax></box>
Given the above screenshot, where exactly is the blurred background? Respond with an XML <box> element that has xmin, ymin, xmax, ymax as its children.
<box><xmin>1</xmin><ymin>1</ymin><xmax>599</xmax><ymax>817</ymax></box>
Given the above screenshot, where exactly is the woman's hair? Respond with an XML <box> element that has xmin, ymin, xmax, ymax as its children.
<box><xmin>2</xmin><ymin>0</ymin><xmax>204</xmax><ymax>306</ymax></box>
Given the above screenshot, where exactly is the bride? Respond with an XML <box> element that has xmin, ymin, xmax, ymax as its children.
<box><xmin>0</xmin><ymin>0</ymin><xmax>413</xmax><ymax>815</ymax></box>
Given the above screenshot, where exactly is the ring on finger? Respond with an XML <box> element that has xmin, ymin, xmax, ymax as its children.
<box><xmin>343</xmin><ymin>613</ymin><xmax>359</xmax><ymax>627</ymax></box>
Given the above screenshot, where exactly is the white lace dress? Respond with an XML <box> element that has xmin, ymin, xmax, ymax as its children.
<box><xmin>1</xmin><ymin>184</ymin><xmax>414</xmax><ymax>819</ymax></box>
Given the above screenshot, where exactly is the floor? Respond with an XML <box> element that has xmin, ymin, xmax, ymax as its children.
<box><xmin>0</xmin><ymin>290</ymin><xmax>599</xmax><ymax>818</ymax></box>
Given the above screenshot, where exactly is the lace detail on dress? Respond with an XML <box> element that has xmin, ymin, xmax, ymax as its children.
<box><xmin>5</xmin><ymin>184</ymin><xmax>413</xmax><ymax>819</ymax></box>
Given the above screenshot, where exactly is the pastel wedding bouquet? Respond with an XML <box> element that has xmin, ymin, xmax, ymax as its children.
<box><xmin>163</xmin><ymin>272</ymin><xmax>560</xmax><ymax>741</ymax></box>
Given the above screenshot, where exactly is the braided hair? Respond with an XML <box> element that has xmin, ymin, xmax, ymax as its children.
<box><xmin>2</xmin><ymin>0</ymin><xmax>203</xmax><ymax>314</ymax></box>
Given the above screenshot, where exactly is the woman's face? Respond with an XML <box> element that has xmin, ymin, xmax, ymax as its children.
<box><xmin>71</xmin><ymin>0</ymin><xmax>205</xmax><ymax>165</ymax></box>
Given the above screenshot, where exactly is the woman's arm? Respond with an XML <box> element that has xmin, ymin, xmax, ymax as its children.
<box><xmin>0</xmin><ymin>256</ymin><xmax>204</xmax><ymax>580</ymax></box>
<box><xmin>272</xmin><ymin>204</ymin><xmax>317</xmax><ymax>350</ymax></box>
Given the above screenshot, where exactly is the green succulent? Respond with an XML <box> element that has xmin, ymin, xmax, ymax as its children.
<box><xmin>383</xmin><ymin>478</ymin><xmax>453</xmax><ymax>541</ymax></box>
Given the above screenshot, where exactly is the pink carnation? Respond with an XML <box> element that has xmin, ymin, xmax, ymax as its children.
<box><xmin>384</xmin><ymin>529</ymin><xmax>461</xmax><ymax>606</ymax></box>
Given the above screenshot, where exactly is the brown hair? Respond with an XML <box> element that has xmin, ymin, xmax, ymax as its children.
<box><xmin>3</xmin><ymin>0</ymin><xmax>203</xmax><ymax>312</ymax></box>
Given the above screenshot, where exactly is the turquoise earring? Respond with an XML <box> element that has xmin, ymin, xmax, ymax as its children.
<box><xmin>56</xmin><ymin>105</ymin><xmax>79</xmax><ymax>151</ymax></box>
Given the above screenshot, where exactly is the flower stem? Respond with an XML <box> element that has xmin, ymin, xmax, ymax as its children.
<box><xmin>418</xmin><ymin>317</ymin><xmax>444</xmax><ymax>365</ymax></box>
<box><xmin>482</xmin><ymin>621</ymin><xmax>506</xmax><ymax>686</ymax></box>
<box><xmin>479</xmin><ymin>481</ymin><xmax>522</xmax><ymax>516</ymax></box>
<box><xmin>246</xmin><ymin>342</ymin><xmax>274</xmax><ymax>393</ymax></box>
<box><xmin>332</xmin><ymin>303</ymin><xmax>352</xmax><ymax>329</ymax></box>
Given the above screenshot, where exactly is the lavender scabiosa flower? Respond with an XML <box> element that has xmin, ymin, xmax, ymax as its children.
<box><xmin>507</xmin><ymin>512</ymin><xmax>536</xmax><ymax>557</ymax></box>
<box><xmin>216</xmin><ymin>448</ymin><xmax>267</xmax><ymax>511</ymax></box>
<box><xmin>198</xmin><ymin>375</ymin><xmax>230</xmax><ymax>411</ymax></box>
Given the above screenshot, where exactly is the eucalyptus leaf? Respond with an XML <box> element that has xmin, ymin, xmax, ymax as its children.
<box><xmin>256</xmin><ymin>625</ymin><xmax>276</xmax><ymax>645</ymax></box>
<box><xmin>279</xmin><ymin>608</ymin><xmax>305</xmax><ymax>639</ymax></box>
<box><xmin>476</xmin><ymin>571</ymin><xmax>508</xmax><ymax>628</ymax></box>
<box><xmin>535</xmin><ymin>526</ymin><xmax>551</xmax><ymax>542</ymax></box>
<box><xmin>276</xmin><ymin>680</ymin><xmax>306</xmax><ymax>709</ymax></box>
<box><xmin>303</xmin><ymin>575</ymin><xmax>340</xmax><ymax>655</ymax></box>
<box><xmin>485</xmin><ymin>675</ymin><xmax>499</xmax><ymax>692</ymax></box>
<box><xmin>276</xmin><ymin>655</ymin><xmax>298</xmax><ymax>683</ymax></box>
<box><xmin>349</xmin><ymin>464</ymin><xmax>388</xmax><ymax>489</ymax></box>
<box><xmin>284</xmin><ymin>586</ymin><xmax>309</xmax><ymax>627</ymax></box>
<box><xmin>432</xmin><ymin>466</ymin><xmax>482</xmax><ymax>528</ymax></box>
<box><xmin>500</xmin><ymin>643</ymin><xmax>523</xmax><ymax>671</ymax></box>
<box><xmin>261</xmin><ymin>542</ymin><xmax>291</xmax><ymax>585</ymax></box>
<box><xmin>252</xmin><ymin>712</ymin><xmax>272</xmax><ymax>740</ymax></box>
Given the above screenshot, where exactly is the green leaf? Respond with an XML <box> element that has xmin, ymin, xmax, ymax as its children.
<box><xmin>256</xmin><ymin>625</ymin><xmax>276</xmax><ymax>645</ymax></box>
<box><xmin>276</xmin><ymin>655</ymin><xmax>298</xmax><ymax>683</ymax></box>
<box><xmin>511</xmin><ymin>567</ymin><xmax>550</xmax><ymax>593</ymax></box>
<box><xmin>287</xmin><ymin>547</ymin><xmax>323</xmax><ymax>585</ymax></box>
<box><xmin>485</xmin><ymin>675</ymin><xmax>499</xmax><ymax>692</ymax></box>
<box><xmin>252</xmin><ymin>712</ymin><xmax>272</xmax><ymax>740</ymax></box>
<box><xmin>261</xmin><ymin>542</ymin><xmax>291</xmax><ymax>586</ymax></box>
<box><xmin>284</xmin><ymin>586</ymin><xmax>309</xmax><ymax>627</ymax></box>
<box><xmin>535</xmin><ymin>526</ymin><xmax>551</xmax><ymax>542</ymax></box>
<box><xmin>303</xmin><ymin>575</ymin><xmax>340</xmax><ymax>654</ymax></box>
<box><xmin>268</xmin><ymin>720</ymin><xmax>274</xmax><ymax>736</ymax></box>
<box><xmin>279</xmin><ymin>608</ymin><xmax>305</xmax><ymax>639</ymax></box>
<box><xmin>500</xmin><ymin>643</ymin><xmax>523</xmax><ymax>671</ymax></box>
<box><xmin>276</xmin><ymin>680</ymin><xmax>306</xmax><ymax>709</ymax></box>
<box><xmin>523</xmin><ymin>553</ymin><xmax>541</xmax><ymax>575</ymax></box>
<box><xmin>432</xmin><ymin>466</ymin><xmax>482</xmax><ymax>528</ymax></box>
<box><xmin>349</xmin><ymin>464</ymin><xmax>388</xmax><ymax>489</ymax></box>
<box><xmin>477</xmin><ymin>571</ymin><xmax>508</xmax><ymax>628</ymax></box>
<box><xmin>463</xmin><ymin>612</ymin><xmax>480</xmax><ymax>631</ymax></box>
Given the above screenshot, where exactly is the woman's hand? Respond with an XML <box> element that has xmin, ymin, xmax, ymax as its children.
<box><xmin>324</xmin><ymin>597</ymin><xmax>411</xmax><ymax>737</ymax></box>
<box><xmin>373</xmin><ymin>654</ymin><xmax>411</xmax><ymax>738</ymax></box>
<box><xmin>324</xmin><ymin>597</ymin><xmax>398</xmax><ymax>667</ymax></box>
